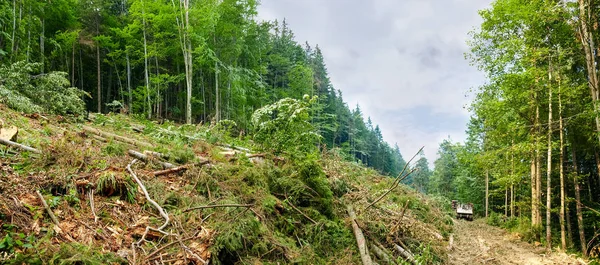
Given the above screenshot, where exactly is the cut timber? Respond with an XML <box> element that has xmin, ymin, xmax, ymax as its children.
<box><xmin>128</xmin><ymin>150</ymin><xmax>175</xmax><ymax>169</ymax></box>
<box><xmin>152</xmin><ymin>165</ymin><xmax>189</xmax><ymax>176</ymax></box>
<box><xmin>83</xmin><ymin>125</ymin><xmax>153</xmax><ymax>148</ymax></box>
<box><xmin>394</xmin><ymin>244</ymin><xmax>416</xmax><ymax>264</ymax></box>
<box><xmin>347</xmin><ymin>205</ymin><xmax>373</xmax><ymax>265</ymax></box>
<box><xmin>0</xmin><ymin>126</ymin><xmax>18</xmax><ymax>141</ymax></box>
<box><xmin>0</xmin><ymin>138</ymin><xmax>41</xmax><ymax>154</ymax></box>
<box><xmin>370</xmin><ymin>243</ymin><xmax>396</xmax><ymax>265</ymax></box>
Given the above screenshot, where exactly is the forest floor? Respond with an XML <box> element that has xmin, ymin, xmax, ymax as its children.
<box><xmin>449</xmin><ymin>219</ymin><xmax>587</xmax><ymax>265</ymax></box>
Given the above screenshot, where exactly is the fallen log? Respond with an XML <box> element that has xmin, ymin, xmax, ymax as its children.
<box><xmin>128</xmin><ymin>150</ymin><xmax>175</xmax><ymax>169</ymax></box>
<box><xmin>370</xmin><ymin>243</ymin><xmax>396</xmax><ymax>265</ymax></box>
<box><xmin>394</xmin><ymin>244</ymin><xmax>416</xmax><ymax>264</ymax></box>
<box><xmin>183</xmin><ymin>204</ymin><xmax>254</xmax><ymax>213</ymax></box>
<box><xmin>151</xmin><ymin>165</ymin><xmax>189</xmax><ymax>176</ymax></box>
<box><xmin>36</xmin><ymin>190</ymin><xmax>60</xmax><ymax>226</ymax></box>
<box><xmin>83</xmin><ymin>125</ymin><xmax>153</xmax><ymax>148</ymax></box>
<box><xmin>0</xmin><ymin>138</ymin><xmax>41</xmax><ymax>154</ymax></box>
<box><xmin>347</xmin><ymin>205</ymin><xmax>373</xmax><ymax>265</ymax></box>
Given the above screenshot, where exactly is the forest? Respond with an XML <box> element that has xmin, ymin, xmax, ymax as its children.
<box><xmin>424</xmin><ymin>0</ymin><xmax>600</xmax><ymax>257</ymax></box>
<box><xmin>0</xmin><ymin>0</ymin><xmax>407</xmax><ymax>177</ymax></box>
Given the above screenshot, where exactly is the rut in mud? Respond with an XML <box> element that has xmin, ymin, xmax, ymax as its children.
<box><xmin>449</xmin><ymin>220</ymin><xmax>586</xmax><ymax>265</ymax></box>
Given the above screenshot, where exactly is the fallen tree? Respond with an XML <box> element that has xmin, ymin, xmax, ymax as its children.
<box><xmin>347</xmin><ymin>205</ymin><xmax>373</xmax><ymax>265</ymax></box>
<box><xmin>0</xmin><ymin>138</ymin><xmax>41</xmax><ymax>154</ymax></box>
<box><xmin>83</xmin><ymin>125</ymin><xmax>153</xmax><ymax>148</ymax></box>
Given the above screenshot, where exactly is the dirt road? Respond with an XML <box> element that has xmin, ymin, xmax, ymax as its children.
<box><xmin>448</xmin><ymin>220</ymin><xmax>587</xmax><ymax>265</ymax></box>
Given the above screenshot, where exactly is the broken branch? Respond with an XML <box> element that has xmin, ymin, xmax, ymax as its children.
<box><xmin>394</xmin><ymin>244</ymin><xmax>416</xmax><ymax>264</ymax></box>
<box><xmin>0</xmin><ymin>138</ymin><xmax>41</xmax><ymax>154</ymax></box>
<box><xmin>284</xmin><ymin>196</ymin><xmax>318</xmax><ymax>225</ymax></box>
<box><xmin>36</xmin><ymin>190</ymin><xmax>60</xmax><ymax>226</ymax></box>
<box><xmin>126</xmin><ymin>159</ymin><xmax>170</xmax><ymax>242</ymax></box>
<box><xmin>347</xmin><ymin>205</ymin><xmax>373</xmax><ymax>265</ymax></box>
<box><xmin>183</xmin><ymin>204</ymin><xmax>254</xmax><ymax>213</ymax></box>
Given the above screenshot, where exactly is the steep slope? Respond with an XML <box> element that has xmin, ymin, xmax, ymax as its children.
<box><xmin>0</xmin><ymin>105</ymin><xmax>453</xmax><ymax>264</ymax></box>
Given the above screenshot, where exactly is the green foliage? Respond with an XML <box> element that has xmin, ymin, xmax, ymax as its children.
<box><xmin>251</xmin><ymin>96</ymin><xmax>321</xmax><ymax>157</ymax></box>
<box><xmin>0</xmin><ymin>61</ymin><xmax>88</xmax><ymax>115</ymax></box>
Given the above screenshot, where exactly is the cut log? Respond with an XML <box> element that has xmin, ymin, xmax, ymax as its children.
<box><xmin>370</xmin><ymin>243</ymin><xmax>396</xmax><ymax>265</ymax></box>
<box><xmin>347</xmin><ymin>205</ymin><xmax>373</xmax><ymax>265</ymax></box>
<box><xmin>128</xmin><ymin>150</ymin><xmax>175</xmax><ymax>169</ymax></box>
<box><xmin>0</xmin><ymin>138</ymin><xmax>41</xmax><ymax>154</ymax></box>
<box><xmin>0</xmin><ymin>126</ymin><xmax>18</xmax><ymax>141</ymax></box>
<box><xmin>394</xmin><ymin>244</ymin><xmax>416</xmax><ymax>264</ymax></box>
<box><xmin>83</xmin><ymin>125</ymin><xmax>153</xmax><ymax>148</ymax></box>
<box><xmin>151</xmin><ymin>165</ymin><xmax>189</xmax><ymax>176</ymax></box>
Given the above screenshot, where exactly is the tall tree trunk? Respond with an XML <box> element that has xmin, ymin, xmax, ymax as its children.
<box><xmin>126</xmin><ymin>51</ymin><xmax>132</xmax><ymax>112</ymax></box>
<box><xmin>559</xmin><ymin>79</ymin><xmax>566</xmax><ymax>251</ymax></box>
<box><xmin>40</xmin><ymin>18</ymin><xmax>44</xmax><ymax>73</ymax></box>
<box><xmin>535</xmin><ymin>100</ymin><xmax>542</xmax><ymax>242</ymax></box>
<box><xmin>71</xmin><ymin>42</ymin><xmax>75</xmax><ymax>85</ymax></box>
<box><xmin>572</xmin><ymin>147</ymin><xmax>587</xmax><ymax>255</ymax></box>
<box><xmin>531</xmin><ymin>153</ymin><xmax>537</xmax><ymax>226</ymax></box>
<box><xmin>215</xmin><ymin>60</ymin><xmax>220</xmax><ymax>123</ymax></box>
<box><xmin>142</xmin><ymin>0</ymin><xmax>150</xmax><ymax>119</ymax></box>
<box><xmin>12</xmin><ymin>0</ymin><xmax>16</xmax><ymax>56</ymax></box>
<box><xmin>566</xmin><ymin>200</ymin><xmax>574</xmax><ymax>248</ymax></box>
<box><xmin>511</xmin><ymin>141</ymin><xmax>515</xmax><ymax>217</ymax></box>
<box><xmin>486</xmin><ymin>169</ymin><xmax>489</xmax><ymax>218</ymax></box>
<box><xmin>578</xmin><ymin>0</ymin><xmax>600</xmax><ymax>145</ymax></box>
<box><xmin>546</xmin><ymin>68</ymin><xmax>553</xmax><ymax>251</ymax></box>
<box><xmin>505</xmin><ymin>187</ymin><xmax>508</xmax><ymax>217</ymax></box>
<box><xmin>96</xmin><ymin>16</ymin><xmax>101</xmax><ymax>113</ymax></box>
<box><xmin>595</xmin><ymin>151</ymin><xmax>600</xmax><ymax>195</ymax></box>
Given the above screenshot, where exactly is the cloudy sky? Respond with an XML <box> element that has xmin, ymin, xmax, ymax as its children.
<box><xmin>257</xmin><ymin>0</ymin><xmax>493</xmax><ymax>166</ymax></box>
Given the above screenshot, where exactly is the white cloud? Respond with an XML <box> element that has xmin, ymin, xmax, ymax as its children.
<box><xmin>257</xmin><ymin>0</ymin><xmax>492</xmax><ymax>166</ymax></box>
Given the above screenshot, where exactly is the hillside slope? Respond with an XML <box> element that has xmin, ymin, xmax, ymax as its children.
<box><xmin>0</xmin><ymin>105</ymin><xmax>453</xmax><ymax>264</ymax></box>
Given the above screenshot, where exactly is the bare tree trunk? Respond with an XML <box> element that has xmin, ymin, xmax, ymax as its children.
<box><xmin>578</xmin><ymin>0</ymin><xmax>600</xmax><ymax>145</ymax></box>
<box><xmin>215</xmin><ymin>60</ymin><xmax>220</xmax><ymax>123</ymax></box>
<box><xmin>71</xmin><ymin>41</ymin><xmax>75</xmax><ymax>85</ymax></box>
<box><xmin>546</xmin><ymin>68</ymin><xmax>553</xmax><ymax>251</ymax></box>
<box><xmin>535</xmin><ymin>100</ymin><xmax>542</xmax><ymax>242</ymax></box>
<box><xmin>142</xmin><ymin>0</ymin><xmax>150</xmax><ymax>119</ymax></box>
<box><xmin>511</xmin><ymin>142</ymin><xmax>515</xmax><ymax>217</ymax></box>
<box><xmin>12</xmin><ymin>0</ymin><xmax>16</xmax><ymax>56</ymax></box>
<box><xmin>559</xmin><ymin>81</ymin><xmax>566</xmax><ymax>251</ymax></box>
<box><xmin>40</xmin><ymin>18</ymin><xmax>44</xmax><ymax>72</ymax></box>
<box><xmin>96</xmin><ymin>17</ymin><xmax>101</xmax><ymax>113</ymax></box>
<box><xmin>505</xmin><ymin>187</ymin><xmax>508</xmax><ymax>217</ymax></box>
<box><xmin>531</xmin><ymin>151</ymin><xmax>537</xmax><ymax>227</ymax></box>
<box><xmin>486</xmin><ymin>169</ymin><xmax>489</xmax><ymax>218</ymax></box>
<box><xmin>572</xmin><ymin>147</ymin><xmax>587</xmax><ymax>255</ymax></box>
<box><xmin>126</xmin><ymin>51</ymin><xmax>132</xmax><ymax>112</ymax></box>
<box><xmin>566</xmin><ymin>200</ymin><xmax>574</xmax><ymax>248</ymax></box>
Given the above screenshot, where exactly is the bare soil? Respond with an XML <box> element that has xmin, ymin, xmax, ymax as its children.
<box><xmin>449</xmin><ymin>219</ymin><xmax>587</xmax><ymax>265</ymax></box>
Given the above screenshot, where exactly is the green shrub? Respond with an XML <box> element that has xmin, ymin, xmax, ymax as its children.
<box><xmin>0</xmin><ymin>61</ymin><xmax>88</xmax><ymax>115</ymax></box>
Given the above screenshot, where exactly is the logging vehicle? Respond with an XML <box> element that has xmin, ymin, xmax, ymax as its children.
<box><xmin>451</xmin><ymin>200</ymin><xmax>473</xmax><ymax>221</ymax></box>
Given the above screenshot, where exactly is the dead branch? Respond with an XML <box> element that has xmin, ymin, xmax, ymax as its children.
<box><xmin>36</xmin><ymin>190</ymin><xmax>60</xmax><ymax>226</ymax></box>
<box><xmin>347</xmin><ymin>205</ymin><xmax>373</xmax><ymax>265</ymax></box>
<box><xmin>394</xmin><ymin>244</ymin><xmax>416</xmax><ymax>264</ymax></box>
<box><xmin>370</xmin><ymin>243</ymin><xmax>396</xmax><ymax>265</ymax></box>
<box><xmin>89</xmin><ymin>190</ymin><xmax>98</xmax><ymax>223</ymax></box>
<box><xmin>151</xmin><ymin>165</ymin><xmax>189</xmax><ymax>176</ymax></box>
<box><xmin>128</xmin><ymin>150</ymin><xmax>176</xmax><ymax>169</ymax></box>
<box><xmin>83</xmin><ymin>125</ymin><xmax>153</xmax><ymax>148</ymax></box>
<box><xmin>126</xmin><ymin>159</ymin><xmax>170</xmax><ymax>243</ymax></box>
<box><xmin>447</xmin><ymin>234</ymin><xmax>454</xmax><ymax>251</ymax></box>
<box><xmin>399</xmin><ymin>200</ymin><xmax>410</xmax><ymax>221</ymax></box>
<box><xmin>183</xmin><ymin>204</ymin><xmax>254</xmax><ymax>213</ymax></box>
<box><xmin>0</xmin><ymin>138</ymin><xmax>41</xmax><ymax>154</ymax></box>
<box><xmin>363</xmin><ymin>168</ymin><xmax>418</xmax><ymax>211</ymax></box>
<box><xmin>362</xmin><ymin>147</ymin><xmax>423</xmax><ymax>212</ymax></box>
<box><xmin>284</xmin><ymin>196</ymin><xmax>317</xmax><ymax>225</ymax></box>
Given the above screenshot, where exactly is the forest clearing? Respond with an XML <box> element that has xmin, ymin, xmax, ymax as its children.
<box><xmin>4</xmin><ymin>0</ymin><xmax>600</xmax><ymax>264</ymax></box>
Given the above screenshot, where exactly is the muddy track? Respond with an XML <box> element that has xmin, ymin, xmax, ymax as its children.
<box><xmin>448</xmin><ymin>220</ymin><xmax>586</xmax><ymax>265</ymax></box>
